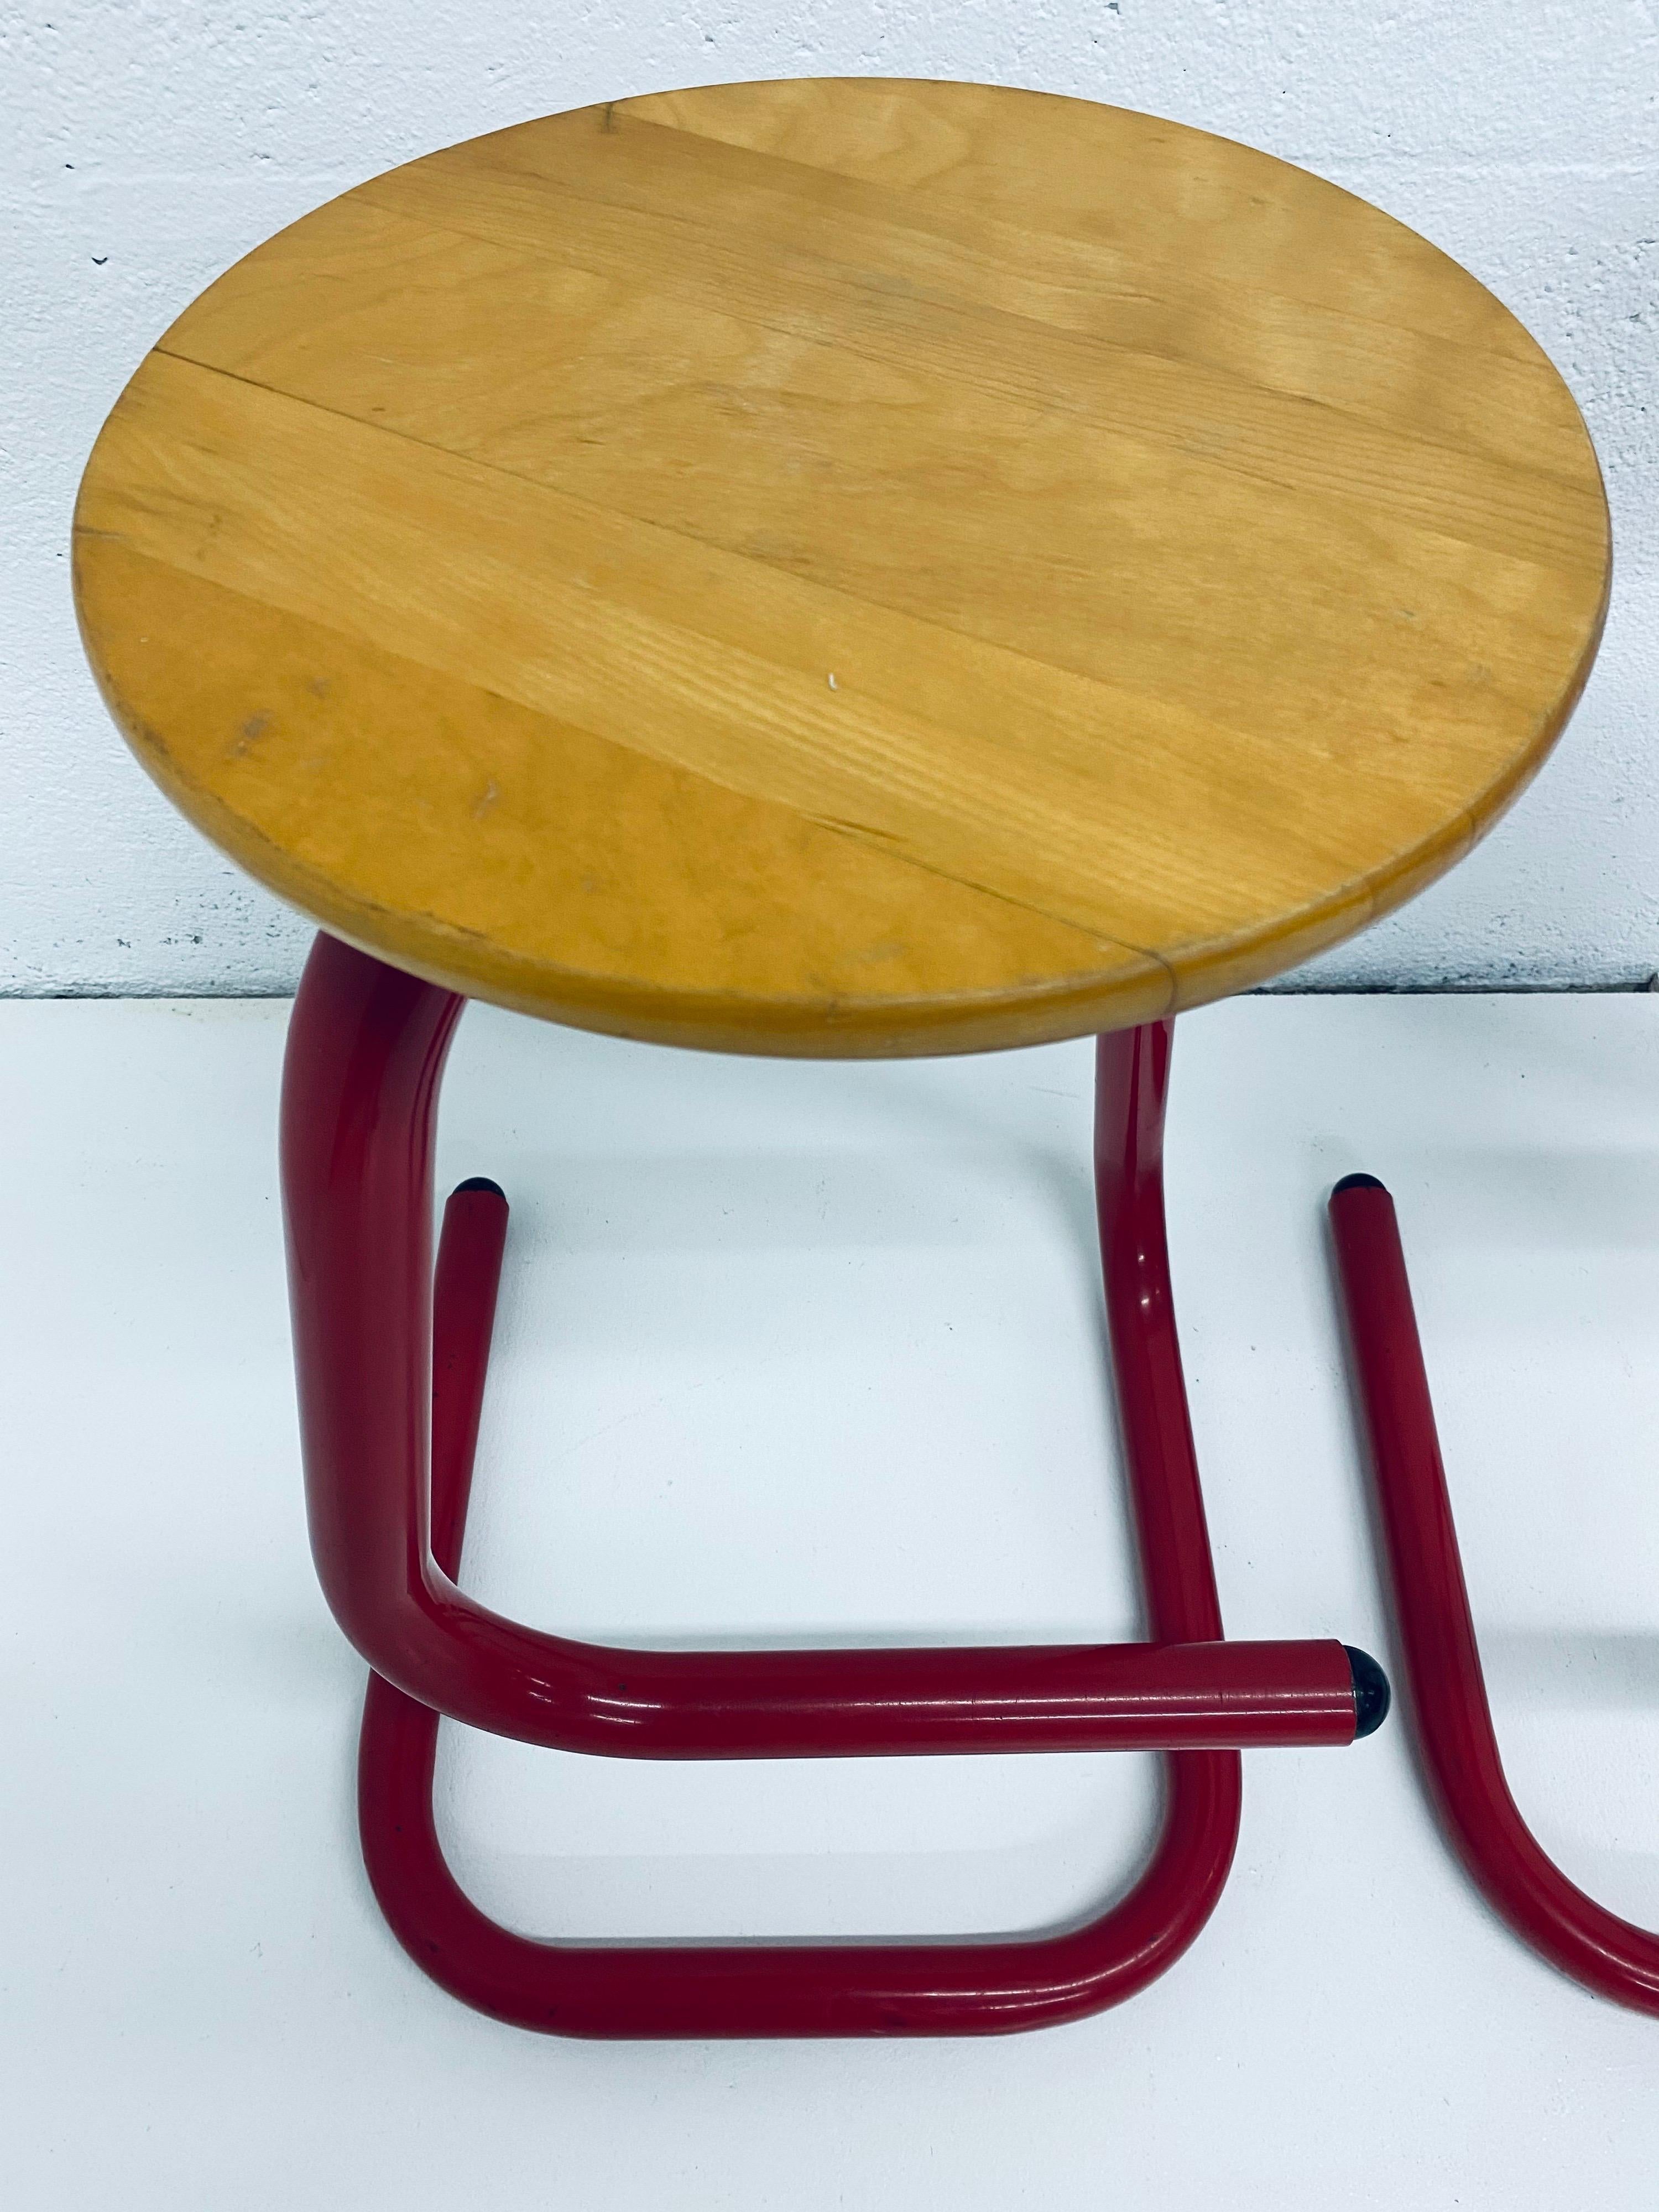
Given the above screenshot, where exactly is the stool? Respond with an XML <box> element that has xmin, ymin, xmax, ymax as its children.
<box><xmin>73</xmin><ymin>77</ymin><xmax>1610</xmax><ymax>2036</ymax></box>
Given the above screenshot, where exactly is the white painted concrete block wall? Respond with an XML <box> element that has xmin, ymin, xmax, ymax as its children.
<box><xmin>7</xmin><ymin>2</ymin><xmax>1656</xmax><ymax>995</ymax></box>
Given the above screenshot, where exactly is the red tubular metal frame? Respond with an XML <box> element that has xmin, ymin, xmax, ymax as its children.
<box><xmin>281</xmin><ymin>936</ymin><xmax>1371</xmax><ymax>1762</ymax></box>
<box><xmin>357</xmin><ymin>1173</ymin><xmax>1242</xmax><ymax>2034</ymax></box>
<box><xmin>1329</xmin><ymin>1174</ymin><xmax>1659</xmax><ymax>2017</ymax></box>
<box><xmin>283</xmin><ymin>931</ymin><xmax>1387</xmax><ymax>2034</ymax></box>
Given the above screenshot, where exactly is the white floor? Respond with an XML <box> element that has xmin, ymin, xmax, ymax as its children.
<box><xmin>2</xmin><ymin>992</ymin><xmax>1655</xmax><ymax>2209</ymax></box>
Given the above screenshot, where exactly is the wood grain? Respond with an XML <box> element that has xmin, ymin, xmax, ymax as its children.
<box><xmin>74</xmin><ymin>78</ymin><xmax>1610</xmax><ymax>1054</ymax></box>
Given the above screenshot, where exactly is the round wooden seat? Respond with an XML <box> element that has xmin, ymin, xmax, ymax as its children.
<box><xmin>74</xmin><ymin>77</ymin><xmax>1609</xmax><ymax>1055</ymax></box>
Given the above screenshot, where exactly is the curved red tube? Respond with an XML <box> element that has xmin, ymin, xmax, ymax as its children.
<box><xmin>360</xmin><ymin>1690</ymin><xmax>1239</xmax><ymax>2037</ymax></box>
<box><xmin>281</xmin><ymin>935</ymin><xmax>1374</xmax><ymax>1757</ymax></box>
<box><xmin>357</xmin><ymin>1051</ymin><xmax>1244</xmax><ymax>2034</ymax></box>
<box><xmin>1329</xmin><ymin>1175</ymin><xmax>1659</xmax><ymax>2016</ymax></box>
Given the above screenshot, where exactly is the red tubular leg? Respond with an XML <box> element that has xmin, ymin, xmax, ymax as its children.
<box><xmin>1095</xmin><ymin>1019</ymin><xmax>1225</xmax><ymax>1651</ymax></box>
<box><xmin>1329</xmin><ymin>1174</ymin><xmax>1659</xmax><ymax>2016</ymax></box>
<box><xmin>428</xmin><ymin>1177</ymin><xmax>509</xmax><ymax>1575</ymax></box>
<box><xmin>282</xmin><ymin>934</ymin><xmax>1379</xmax><ymax>1756</ymax></box>
<box><xmin>358</xmin><ymin>1031</ymin><xmax>1246</xmax><ymax>2034</ymax></box>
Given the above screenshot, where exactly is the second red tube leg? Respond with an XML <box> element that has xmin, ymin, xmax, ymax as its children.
<box><xmin>1330</xmin><ymin>1172</ymin><xmax>1659</xmax><ymax>2015</ymax></box>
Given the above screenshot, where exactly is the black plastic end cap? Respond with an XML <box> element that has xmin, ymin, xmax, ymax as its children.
<box><xmin>1344</xmin><ymin>1645</ymin><xmax>1392</xmax><ymax>1738</ymax></box>
<box><xmin>1332</xmin><ymin>1172</ymin><xmax>1387</xmax><ymax>1197</ymax></box>
<box><xmin>452</xmin><ymin>1176</ymin><xmax>507</xmax><ymax>1199</ymax></box>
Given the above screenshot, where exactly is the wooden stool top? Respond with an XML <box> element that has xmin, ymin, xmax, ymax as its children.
<box><xmin>74</xmin><ymin>78</ymin><xmax>1609</xmax><ymax>1056</ymax></box>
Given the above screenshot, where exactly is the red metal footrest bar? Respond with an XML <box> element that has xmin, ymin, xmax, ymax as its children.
<box><xmin>1329</xmin><ymin>1173</ymin><xmax>1659</xmax><ymax>2017</ymax></box>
